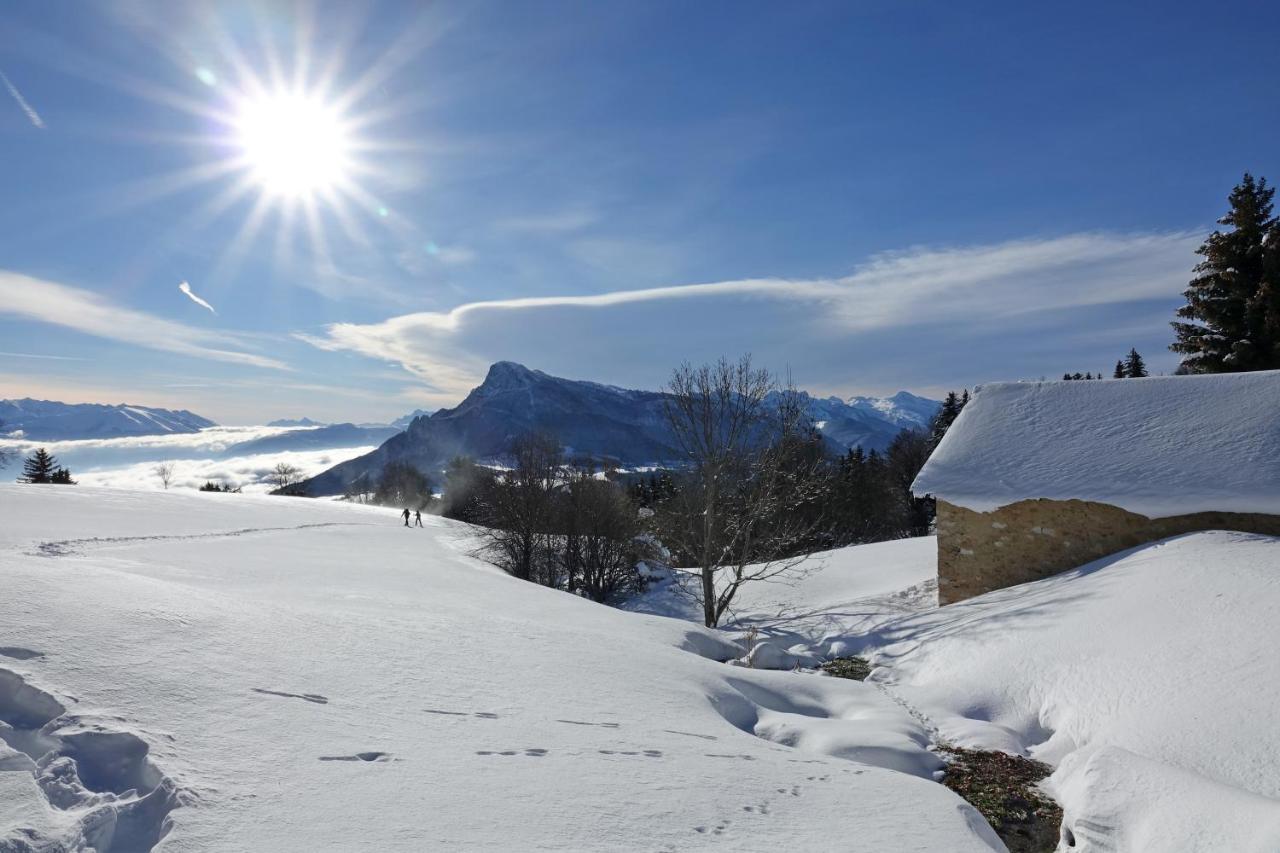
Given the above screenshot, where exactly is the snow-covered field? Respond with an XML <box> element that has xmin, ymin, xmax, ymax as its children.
<box><xmin>3</xmin><ymin>485</ymin><xmax>1277</xmax><ymax>851</ymax></box>
<box><xmin>0</xmin><ymin>485</ymin><xmax>999</xmax><ymax>852</ymax></box>
<box><xmin>0</xmin><ymin>428</ymin><xmax>376</xmax><ymax>493</ymax></box>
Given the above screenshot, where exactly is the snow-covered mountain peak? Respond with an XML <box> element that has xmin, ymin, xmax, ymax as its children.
<box><xmin>846</xmin><ymin>391</ymin><xmax>939</xmax><ymax>429</ymax></box>
<box><xmin>0</xmin><ymin>398</ymin><xmax>216</xmax><ymax>440</ymax></box>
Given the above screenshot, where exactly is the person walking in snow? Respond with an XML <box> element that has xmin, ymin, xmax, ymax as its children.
<box><xmin>414</xmin><ymin>509</ymin><xmax>423</xmax><ymax>527</ymax></box>
<box><xmin>402</xmin><ymin>508</ymin><xmax>411</xmax><ymax>527</ymax></box>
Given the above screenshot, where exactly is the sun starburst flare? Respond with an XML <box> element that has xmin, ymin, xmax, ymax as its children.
<box><xmin>65</xmin><ymin>2</ymin><xmax>441</xmax><ymax>292</ymax></box>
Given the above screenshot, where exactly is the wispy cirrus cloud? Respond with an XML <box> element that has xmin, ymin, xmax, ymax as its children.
<box><xmin>0</xmin><ymin>351</ymin><xmax>86</xmax><ymax>361</ymax></box>
<box><xmin>296</xmin><ymin>230</ymin><xmax>1200</xmax><ymax>402</ymax></box>
<box><xmin>0</xmin><ymin>69</ymin><xmax>44</xmax><ymax>129</ymax></box>
<box><xmin>494</xmin><ymin>209</ymin><xmax>598</xmax><ymax>234</ymax></box>
<box><xmin>0</xmin><ymin>271</ymin><xmax>288</xmax><ymax>371</ymax></box>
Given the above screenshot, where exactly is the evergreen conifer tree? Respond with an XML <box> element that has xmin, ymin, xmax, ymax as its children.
<box><xmin>930</xmin><ymin>392</ymin><xmax>960</xmax><ymax>445</ymax></box>
<box><xmin>50</xmin><ymin>467</ymin><xmax>76</xmax><ymax>485</ymax></box>
<box><xmin>1124</xmin><ymin>348</ymin><xmax>1148</xmax><ymax>378</ymax></box>
<box><xmin>1114</xmin><ymin>360</ymin><xmax>1126</xmax><ymax>378</ymax></box>
<box><xmin>19</xmin><ymin>449</ymin><xmax>59</xmax><ymax>484</ymax></box>
<box><xmin>1172</xmin><ymin>173</ymin><xmax>1280</xmax><ymax>372</ymax></box>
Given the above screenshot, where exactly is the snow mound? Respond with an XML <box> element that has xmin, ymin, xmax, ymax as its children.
<box><xmin>912</xmin><ymin>370</ymin><xmax>1280</xmax><ymax>518</ymax></box>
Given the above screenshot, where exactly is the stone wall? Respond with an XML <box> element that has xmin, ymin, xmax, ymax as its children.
<box><xmin>935</xmin><ymin>498</ymin><xmax>1280</xmax><ymax>604</ymax></box>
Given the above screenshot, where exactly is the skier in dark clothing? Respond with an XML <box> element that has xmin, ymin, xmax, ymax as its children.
<box><xmin>414</xmin><ymin>510</ymin><xmax>423</xmax><ymax>527</ymax></box>
<box><xmin>402</xmin><ymin>508</ymin><xmax>411</xmax><ymax>527</ymax></box>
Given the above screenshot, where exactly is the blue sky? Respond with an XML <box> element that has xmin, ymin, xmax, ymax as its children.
<box><xmin>2</xmin><ymin>1</ymin><xmax>1277</xmax><ymax>423</ymax></box>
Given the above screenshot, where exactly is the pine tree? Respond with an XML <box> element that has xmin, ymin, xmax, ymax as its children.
<box><xmin>50</xmin><ymin>467</ymin><xmax>76</xmax><ymax>485</ymax></box>
<box><xmin>1172</xmin><ymin>173</ymin><xmax>1280</xmax><ymax>372</ymax></box>
<box><xmin>19</xmin><ymin>449</ymin><xmax>58</xmax><ymax>484</ymax></box>
<box><xmin>930</xmin><ymin>392</ymin><xmax>960</xmax><ymax>445</ymax></box>
<box><xmin>1124</xmin><ymin>348</ymin><xmax>1148</xmax><ymax>378</ymax></box>
<box><xmin>1113</xmin><ymin>360</ymin><xmax>1126</xmax><ymax>378</ymax></box>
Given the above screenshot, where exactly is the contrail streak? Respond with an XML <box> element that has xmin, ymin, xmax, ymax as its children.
<box><xmin>179</xmin><ymin>281</ymin><xmax>217</xmax><ymax>314</ymax></box>
<box><xmin>0</xmin><ymin>70</ymin><xmax>45</xmax><ymax>129</ymax></box>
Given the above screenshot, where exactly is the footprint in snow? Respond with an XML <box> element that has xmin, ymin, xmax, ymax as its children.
<box><xmin>0</xmin><ymin>647</ymin><xmax>44</xmax><ymax>660</ymax></box>
<box><xmin>424</xmin><ymin>708</ymin><xmax>499</xmax><ymax>719</ymax></box>
<box><xmin>663</xmin><ymin>729</ymin><xmax>717</xmax><ymax>741</ymax></box>
<box><xmin>319</xmin><ymin>752</ymin><xmax>391</xmax><ymax>762</ymax></box>
<box><xmin>252</xmin><ymin>688</ymin><xmax>329</xmax><ymax>704</ymax></box>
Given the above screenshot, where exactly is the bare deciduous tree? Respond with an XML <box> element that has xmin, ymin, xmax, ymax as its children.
<box><xmin>0</xmin><ymin>421</ymin><xmax>15</xmax><ymax>470</ymax></box>
<box><xmin>344</xmin><ymin>472</ymin><xmax>375</xmax><ymax>504</ymax></box>
<box><xmin>268</xmin><ymin>462</ymin><xmax>303</xmax><ymax>492</ymax></box>
<box><xmin>154</xmin><ymin>462</ymin><xmax>176</xmax><ymax>490</ymax></box>
<box><xmin>562</xmin><ymin>464</ymin><xmax>649</xmax><ymax>602</ymax></box>
<box><xmin>657</xmin><ymin>356</ymin><xmax>825</xmax><ymax>627</ymax></box>
<box><xmin>476</xmin><ymin>433</ymin><xmax>563</xmax><ymax>585</ymax></box>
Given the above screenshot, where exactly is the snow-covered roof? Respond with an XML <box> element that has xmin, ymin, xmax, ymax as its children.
<box><xmin>912</xmin><ymin>370</ymin><xmax>1280</xmax><ymax>518</ymax></box>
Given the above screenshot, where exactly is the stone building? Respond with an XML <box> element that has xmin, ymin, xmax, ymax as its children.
<box><xmin>911</xmin><ymin>370</ymin><xmax>1280</xmax><ymax>604</ymax></box>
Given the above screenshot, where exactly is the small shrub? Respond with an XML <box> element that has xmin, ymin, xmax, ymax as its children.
<box><xmin>937</xmin><ymin>745</ymin><xmax>1062</xmax><ymax>853</ymax></box>
<box><xmin>819</xmin><ymin>656</ymin><xmax>871</xmax><ymax>681</ymax></box>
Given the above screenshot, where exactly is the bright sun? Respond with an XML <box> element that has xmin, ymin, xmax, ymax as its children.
<box><xmin>234</xmin><ymin>92</ymin><xmax>352</xmax><ymax>199</ymax></box>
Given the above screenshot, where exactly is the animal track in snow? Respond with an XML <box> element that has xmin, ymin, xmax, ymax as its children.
<box><xmin>0</xmin><ymin>667</ymin><xmax>179</xmax><ymax>853</ymax></box>
<box><xmin>704</xmin><ymin>753</ymin><xmax>756</xmax><ymax>761</ymax></box>
<box><xmin>694</xmin><ymin>819</ymin><xmax>732</xmax><ymax>836</ymax></box>
<box><xmin>596</xmin><ymin>749</ymin><xmax>662</xmax><ymax>758</ymax></box>
<box><xmin>555</xmin><ymin>719</ymin><xmax>620</xmax><ymax>728</ymax></box>
<box><xmin>251</xmin><ymin>688</ymin><xmax>329</xmax><ymax>704</ymax></box>
<box><xmin>475</xmin><ymin>748</ymin><xmax>547</xmax><ymax>757</ymax></box>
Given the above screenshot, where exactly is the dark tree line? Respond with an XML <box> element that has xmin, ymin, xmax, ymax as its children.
<box><xmin>1064</xmin><ymin>349</ymin><xmax>1147</xmax><ymax>380</ymax></box>
<box><xmin>342</xmin><ymin>462</ymin><xmax>434</xmax><ymax>508</ymax></box>
<box><xmin>445</xmin><ymin>433</ymin><xmax>650</xmax><ymax>604</ymax></box>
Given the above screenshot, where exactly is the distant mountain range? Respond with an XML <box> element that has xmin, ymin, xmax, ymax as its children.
<box><xmin>229</xmin><ymin>423</ymin><xmax>401</xmax><ymax>455</ymax></box>
<box><xmin>266</xmin><ymin>409</ymin><xmax>434</xmax><ymax>430</ymax></box>
<box><xmin>298</xmin><ymin>362</ymin><xmax>939</xmax><ymax>496</ymax></box>
<box><xmin>0</xmin><ymin>399</ymin><xmax>216</xmax><ymax>440</ymax></box>
<box><xmin>266</xmin><ymin>417</ymin><xmax>326</xmax><ymax>428</ymax></box>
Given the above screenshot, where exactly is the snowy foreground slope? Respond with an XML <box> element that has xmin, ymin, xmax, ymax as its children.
<box><xmin>0</xmin><ymin>486</ymin><xmax>999</xmax><ymax>852</ymax></box>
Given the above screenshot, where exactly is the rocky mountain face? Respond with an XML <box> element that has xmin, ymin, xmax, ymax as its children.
<box><xmin>298</xmin><ymin>362</ymin><xmax>939</xmax><ymax>496</ymax></box>
<box><xmin>390</xmin><ymin>409</ymin><xmax>434</xmax><ymax>429</ymax></box>
<box><xmin>0</xmin><ymin>399</ymin><xmax>216</xmax><ymax>440</ymax></box>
